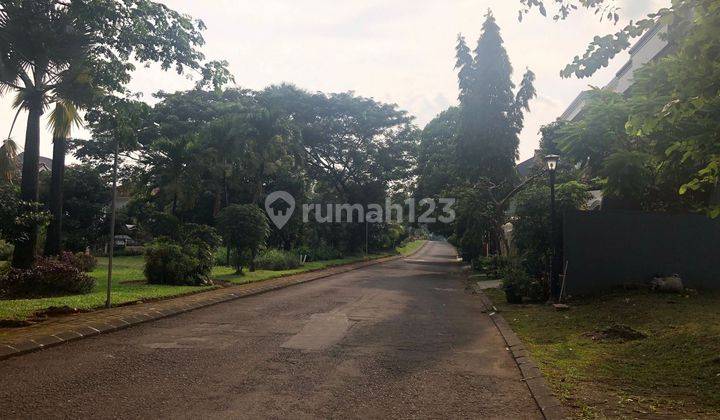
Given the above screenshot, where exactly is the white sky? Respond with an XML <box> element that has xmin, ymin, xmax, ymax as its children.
<box><xmin>1</xmin><ymin>0</ymin><xmax>665</xmax><ymax>162</ymax></box>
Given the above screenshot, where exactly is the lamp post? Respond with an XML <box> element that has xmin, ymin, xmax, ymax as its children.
<box><xmin>544</xmin><ymin>154</ymin><xmax>560</xmax><ymax>301</ymax></box>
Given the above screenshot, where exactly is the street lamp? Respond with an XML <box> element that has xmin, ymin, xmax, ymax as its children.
<box><xmin>544</xmin><ymin>154</ymin><xmax>560</xmax><ymax>301</ymax></box>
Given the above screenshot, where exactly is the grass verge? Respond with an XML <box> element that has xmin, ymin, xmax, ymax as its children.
<box><xmin>484</xmin><ymin>287</ymin><xmax>720</xmax><ymax>418</ymax></box>
<box><xmin>0</xmin><ymin>240</ymin><xmax>426</xmax><ymax>321</ymax></box>
<box><xmin>0</xmin><ymin>256</ymin><xmax>214</xmax><ymax>321</ymax></box>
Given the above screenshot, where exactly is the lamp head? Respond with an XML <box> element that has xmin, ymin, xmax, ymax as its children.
<box><xmin>544</xmin><ymin>154</ymin><xmax>560</xmax><ymax>172</ymax></box>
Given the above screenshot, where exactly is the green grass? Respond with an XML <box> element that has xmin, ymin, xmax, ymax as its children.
<box><xmin>0</xmin><ymin>240</ymin><xmax>426</xmax><ymax>321</ymax></box>
<box><xmin>0</xmin><ymin>256</ymin><xmax>214</xmax><ymax>321</ymax></box>
<box><xmin>212</xmin><ymin>253</ymin><xmax>396</xmax><ymax>284</ymax></box>
<box><xmin>485</xmin><ymin>287</ymin><xmax>720</xmax><ymax>418</ymax></box>
<box><xmin>396</xmin><ymin>239</ymin><xmax>426</xmax><ymax>256</ymax></box>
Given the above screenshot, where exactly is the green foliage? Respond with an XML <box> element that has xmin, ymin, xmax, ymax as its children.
<box><xmin>0</xmin><ymin>183</ymin><xmax>51</xmax><ymax>246</ymax></box>
<box><xmin>455</xmin><ymin>12</ymin><xmax>536</xmax><ymax>185</ymax></box>
<box><xmin>216</xmin><ymin>204</ymin><xmax>270</xmax><ymax>274</ymax></box>
<box><xmin>502</xmin><ymin>260</ymin><xmax>548</xmax><ymax>304</ymax></box>
<box><xmin>624</xmin><ymin>0</ymin><xmax>720</xmax><ymax>217</ymax></box>
<box><xmin>0</xmin><ymin>257</ymin><xmax>95</xmax><ymax>299</ymax></box>
<box><xmin>475</xmin><ymin>254</ymin><xmax>513</xmax><ymax>279</ymax></box>
<box><xmin>255</xmin><ymin>249</ymin><xmax>302</xmax><ymax>271</ymax></box>
<box><xmin>59</xmin><ymin>251</ymin><xmax>98</xmax><ymax>273</ymax></box>
<box><xmin>0</xmin><ymin>239</ymin><xmax>13</xmax><ymax>261</ymax></box>
<box><xmin>144</xmin><ymin>240</ymin><xmax>205</xmax><ymax>286</ymax></box>
<box><xmin>296</xmin><ymin>243</ymin><xmax>343</xmax><ymax>262</ymax></box>
<box><xmin>556</xmin><ymin>90</ymin><xmax>634</xmax><ymax>177</ymax></box>
<box><xmin>40</xmin><ymin>165</ymin><xmax>110</xmax><ymax>251</ymax></box>
<box><xmin>513</xmin><ymin>181</ymin><xmax>590</xmax><ymax>276</ymax></box>
<box><xmin>143</xmin><ymin>223</ymin><xmax>220</xmax><ymax>286</ymax></box>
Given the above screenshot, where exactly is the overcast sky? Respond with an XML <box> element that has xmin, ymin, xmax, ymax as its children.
<box><xmin>1</xmin><ymin>0</ymin><xmax>665</xmax><ymax>162</ymax></box>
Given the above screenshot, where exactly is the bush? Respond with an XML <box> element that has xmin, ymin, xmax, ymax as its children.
<box><xmin>0</xmin><ymin>257</ymin><xmax>95</xmax><ymax>299</ymax></box>
<box><xmin>297</xmin><ymin>243</ymin><xmax>343</xmax><ymax>262</ymax></box>
<box><xmin>144</xmin><ymin>240</ymin><xmax>207</xmax><ymax>286</ymax></box>
<box><xmin>144</xmin><ymin>224</ymin><xmax>220</xmax><ymax>286</ymax></box>
<box><xmin>255</xmin><ymin>249</ymin><xmax>302</xmax><ymax>271</ymax></box>
<box><xmin>119</xmin><ymin>246</ymin><xmax>145</xmax><ymax>256</ymax></box>
<box><xmin>502</xmin><ymin>261</ymin><xmax>549</xmax><ymax>304</ymax></box>
<box><xmin>0</xmin><ymin>239</ymin><xmax>13</xmax><ymax>261</ymax></box>
<box><xmin>59</xmin><ymin>251</ymin><xmax>98</xmax><ymax>272</ymax></box>
<box><xmin>478</xmin><ymin>254</ymin><xmax>511</xmax><ymax>279</ymax></box>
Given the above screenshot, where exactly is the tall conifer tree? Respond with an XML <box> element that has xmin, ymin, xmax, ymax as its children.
<box><xmin>455</xmin><ymin>11</ymin><xmax>536</xmax><ymax>187</ymax></box>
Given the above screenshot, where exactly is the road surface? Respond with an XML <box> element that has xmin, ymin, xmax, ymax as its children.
<box><xmin>0</xmin><ymin>241</ymin><xmax>540</xmax><ymax>419</ymax></box>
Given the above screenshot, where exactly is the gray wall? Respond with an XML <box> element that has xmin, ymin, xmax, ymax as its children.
<box><xmin>562</xmin><ymin>211</ymin><xmax>720</xmax><ymax>295</ymax></box>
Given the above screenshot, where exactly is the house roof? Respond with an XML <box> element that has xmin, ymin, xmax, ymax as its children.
<box><xmin>516</xmin><ymin>156</ymin><xmax>537</xmax><ymax>178</ymax></box>
<box><xmin>17</xmin><ymin>152</ymin><xmax>53</xmax><ymax>172</ymax></box>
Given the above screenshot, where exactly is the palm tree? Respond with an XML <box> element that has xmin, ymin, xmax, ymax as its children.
<box><xmin>44</xmin><ymin>101</ymin><xmax>82</xmax><ymax>256</ymax></box>
<box><xmin>0</xmin><ymin>2</ymin><xmax>90</xmax><ymax>268</ymax></box>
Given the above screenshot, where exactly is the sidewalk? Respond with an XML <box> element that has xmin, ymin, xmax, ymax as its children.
<box><xmin>0</xmin><ymin>245</ymin><xmax>425</xmax><ymax>361</ymax></box>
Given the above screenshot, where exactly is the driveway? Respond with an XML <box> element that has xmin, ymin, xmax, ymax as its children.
<box><xmin>0</xmin><ymin>241</ymin><xmax>540</xmax><ymax>419</ymax></box>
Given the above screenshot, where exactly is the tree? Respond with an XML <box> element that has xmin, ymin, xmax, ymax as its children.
<box><xmin>517</xmin><ymin>0</ymin><xmax>689</xmax><ymax>78</ymax></box>
<box><xmin>0</xmin><ymin>138</ymin><xmax>18</xmax><ymax>184</ymax></box>
<box><xmin>555</xmin><ymin>90</ymin><xmax>634</xmax><ymax>178</ymax></box>
<box><xmin>44</xmin><ymin>101</ymin><xmax>82</xmax><ymax>256</ymax></box>
<box><xmin>513</xmin><ymin>181</ymin><xmax>590</xmax><ymax>276</ymax></box>
<box><xmin>216</xmin><ymin>204</ymin><xmax>269</xmax><ymax>274</ymax></box>
<box><xmin>0</xmin><ymin>0</ymin><xmax>224</xmax><ymax>268</ymax></box>
<box><xmin>262</xmin><ymin>84</ymin><xmax>418</xmax><ymax>253</ymax></box>
<box><xmin>624</xmin><ymin>1</ymin><xmax>720</xmax><ymax>217</ymax></box>
<box><xmin>455</xmin><ymin>11</ymin><xmax>536</xmax><ymax>186</ymax></box>
<box><xmin>40</xmin><ymin>164</ymin><xmax>109</xmax><ymax>252</ymax></box>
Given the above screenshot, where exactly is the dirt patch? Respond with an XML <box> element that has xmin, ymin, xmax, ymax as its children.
<box><xmin>585</xmin><ymin>324</ymin><xmax>647</xmax><ymax>342</ymax></box>
<box><xmin>0</xmin><ymin>319</ymin><xmax>34</xmax><ymax>328</ymax></box>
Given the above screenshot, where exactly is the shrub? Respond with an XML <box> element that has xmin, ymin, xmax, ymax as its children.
<box><xmin>216</xmin><ymin>204</ymin><xmax>269</xmax><ymax>274</ymax></box>
<box><xmin>297</xmin><ymin>243</ymin><xmax>343</xmax><ymax>262</ymax></box>
<box><xmin>120</xmin><ymin>246</ymin><xmax>145</xmax><ymax>256</ymax></box>
<box><xmin>0</xmin><ymin>239</ymin><xmax>13</xmax><ymax>261</ymax></box>
<box><xmin>255</xmin><ymin>249</ymin><xmax>302</xmax><ymax>271</ymax></box>
<box><xmin>0</xmin><ymin>258</ymin><xmax>95</xmax><ymax>299</ymax></box>
<box><xmin>144</xmin><ymin>240</ymin><xmax>206</xmax><ymax>286</ymax></box>
<box><xmin>502</xmin><ymin>261</ymin><xmax>549</xmax><ymax>304</ymax></box>
<box><xmin>487</xmin><ymin>254</ymin><xmax>511</xmax><ymax>279</ymax></box>
<box><xmin>59</xmin><ymin>251</ymin><xmax>98</xmax><ymax>272</ymax></box>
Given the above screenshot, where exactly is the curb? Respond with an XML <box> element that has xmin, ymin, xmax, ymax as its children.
<box><xmin>0</xmin><ymin>241</ymin><xmax>429</xmax><ymax>362</ymax></box>
<box><xmin>473</xmin><ymin>286</ymin><xmax>568</xmax><ymax>420</ymax></box>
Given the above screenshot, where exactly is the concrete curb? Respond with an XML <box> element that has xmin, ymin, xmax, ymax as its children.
<box><xmin>0</xmin><ymin>241</ymin><xmax>429</xmax><ymax>362</ymax></box>
<box><xmin>473</xmin><ymin>286</ymin><xmax>568</xmax><ymax>420</ymax></box>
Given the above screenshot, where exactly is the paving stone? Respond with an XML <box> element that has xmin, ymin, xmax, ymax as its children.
<box><xmin>32</xmin><ymin>335</ymin><xmax>63</xmax><ymax>346</ymax></box>
<box><xmin>9</xmin><ymin>340</ymin><xmax>40</xmax><ymax>352</ymax></box>
<box><xmin>53</xmin><ymin>331</ymin><xmax>83</xmax><ymax>341</ymax></box>
<box><xmin>0</xmin><ymin>344</ymin><xmax>18</xmax><ymax>358</ymax></box>
<box><xmin>73</xmin><ymin>326</ymin><xmax>100</xmax><ymax>337</ymax></box>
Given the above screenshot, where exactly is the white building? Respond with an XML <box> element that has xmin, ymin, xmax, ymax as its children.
<box><xmin>560</xmin><ymin>23</ymin><xmax>670</xmax><ymax>122</ymax></box>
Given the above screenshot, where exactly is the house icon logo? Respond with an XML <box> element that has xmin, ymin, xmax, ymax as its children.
<box><xmin>264</xmin><ymin>191</ymin><xmax>296</xmax><ymax>229</ymax></box>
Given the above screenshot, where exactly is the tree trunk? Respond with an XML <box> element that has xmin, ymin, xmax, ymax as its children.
<box><xmin>44</xmin><ymin>135</ymin><xmax>67</xmax><ymax>256</ymax></box>
<box><xmin>249</xmin><ymin>247</ymin><xmax>257</xmax><ymax>272</ymax></box>
<box><xmin>12</xmin><ymin>98</ymin><xmax>44</xmax><ymax>268</ymax></box>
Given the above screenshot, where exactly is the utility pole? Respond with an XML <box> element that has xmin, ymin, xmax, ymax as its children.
<box><xmin>106</xmin><ymin>139</ymin><xmax>119</xmax><ymax>309</ymax></box>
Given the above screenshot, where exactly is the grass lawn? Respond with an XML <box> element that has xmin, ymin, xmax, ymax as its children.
<box><xmin>0</xmin><ymin>240</ymin><xmax>426</xmax><ymax>321</ymax></box>
<box><xmin>396</xmin><ymin>239</ymin><xmax>426</xmax><ymax>256</ymax></box>
<box><xmin>485</xmin><ymin>287</ymin><xmax>720</xmax><ymax>418</ymax></box>
<box><xmin>0</xmin><ymin>256</ymin><xmax>215</xmax><ymax>321</ymax></box>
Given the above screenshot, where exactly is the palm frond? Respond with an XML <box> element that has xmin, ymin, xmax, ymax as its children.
<box><xmin>0</xmin><ymin>137</ymin><xmax>19</xmax><ymax>184</ymax></box>
<box><xmin>48</xmin><ymin>101</ymin><xmax>82</xmax><ymax>139</ymax></box>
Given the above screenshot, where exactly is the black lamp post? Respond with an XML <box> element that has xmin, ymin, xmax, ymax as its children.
<box><xmin>544</xmin><ymin>154</ymin><xmax>560</xmax><ymax>301</ymax></box>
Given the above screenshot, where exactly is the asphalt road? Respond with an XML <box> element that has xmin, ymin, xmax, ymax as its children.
<box><xmin>0</xmin><ymin>241</ymin><xmax>540</xmax><ymax>419</ymax></box>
